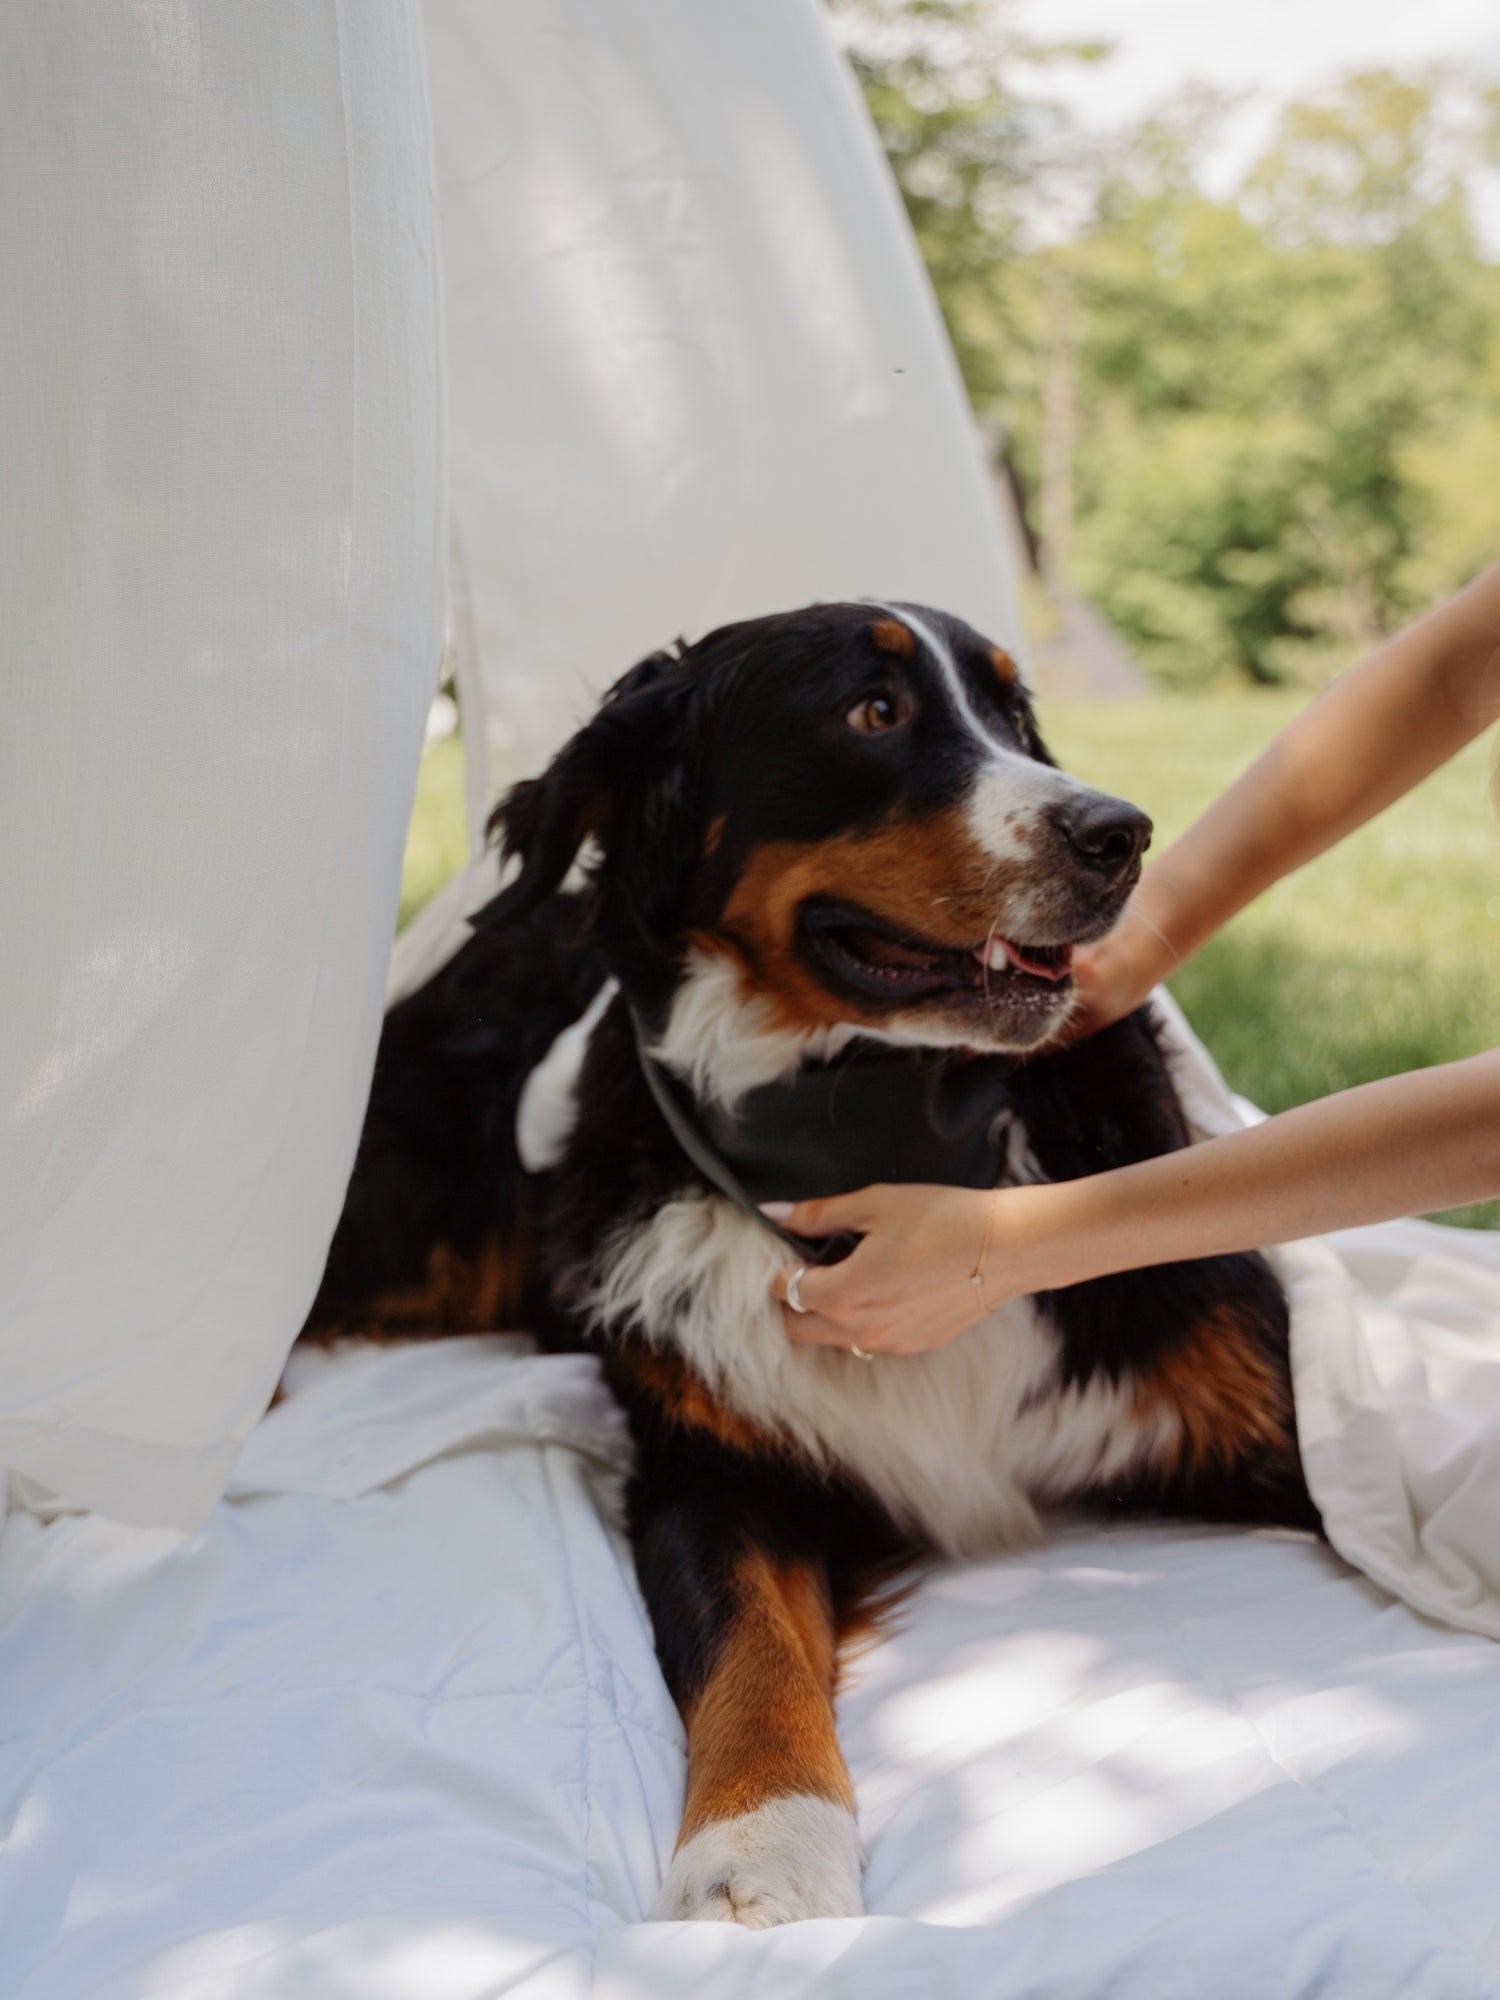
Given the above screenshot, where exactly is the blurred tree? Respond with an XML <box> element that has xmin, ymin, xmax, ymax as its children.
<box><xmin>1061</xmin><ymin>72</ymin><xmax>1500</xmax><ymax>684</ymax></box>
<box><xmin>827</xmin><ymin>0</ymin><xmax>1100</xmax><ymax>408</ymax></box>
<box><xmin>1245</xmin><ymin>68</ymin><xmax>1476</xmax><ymax>249</ymax></box>
<box><xmin>832</xmin><ymin>8</ymin><xmax>1500</xmax><ymax>689</ymax></box>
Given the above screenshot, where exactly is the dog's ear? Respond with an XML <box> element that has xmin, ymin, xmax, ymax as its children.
<box><xmin>471</xmin><ymin>648</ymin><xmax>693</xmax><ymax>934</ymax></box>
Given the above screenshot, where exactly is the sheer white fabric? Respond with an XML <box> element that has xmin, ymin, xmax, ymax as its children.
<box><xmin>0</xmin><ymin>2</ymin><xmax>445</xmax><ymax>1529</ymax></box>
<box><xmin>426</xmin><ymin>0</ymin><xmax>1019</xmax><ymax>787</ymax></box>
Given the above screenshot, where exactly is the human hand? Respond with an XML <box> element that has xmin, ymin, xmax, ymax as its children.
<box><xmin>763</xmin><ymin>1181</ymin><xmax>1057</xmax><ymax>1355</ymax></box>
<box><xmin>1061</xmin><ymin>879</ymin><xmax>1182</xmax><ymax>1043</ymax></box>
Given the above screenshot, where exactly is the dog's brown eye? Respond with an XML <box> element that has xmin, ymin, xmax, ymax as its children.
<box><xmin>847</xmin><ymin>691</ymin><xmax>906</xmax><ymax>735</ymax></box>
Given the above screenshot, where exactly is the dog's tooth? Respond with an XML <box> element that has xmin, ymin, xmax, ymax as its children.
<box><xmin>986</xmin><ymin>938</ymin><xmax>1011</xmax><ymax>971</ymax></box>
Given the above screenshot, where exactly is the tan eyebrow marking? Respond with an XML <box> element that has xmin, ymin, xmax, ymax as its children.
<box><xmin>874</xmin><ymin>602</ymin><xmax>1011</xmax><ymax>757</ymax></box>
<box><xmin>990</xmin><ymin>646</ymin><xmax>1018</xmax><ymax>685</ymax></box>
<box><xmin>869</xmin><ymin>618</ymin><xmax>916</xmax><ymax>658</ymax></box>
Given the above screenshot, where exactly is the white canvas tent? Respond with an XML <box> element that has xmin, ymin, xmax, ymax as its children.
<box><xmin>0</xmin><ymin>0</ymin><xmax>1016</xmax><ymax>1533</ymax></box>
<box><xmin>428</xmin><ymin>0</ymin><xmax>1018</xmax><ymax>783</ymax></box>
<box><xmin>397</xmin><ymin>0</ymin><xmax>1025</xmax><ymax>998</ymax></box>
<box><xmin>2</xmin><ymin>4</ymin><xmax>1499</xmax><ymax>1994</ymax></box>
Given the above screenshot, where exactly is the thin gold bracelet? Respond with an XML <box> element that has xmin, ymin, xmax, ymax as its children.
<box><xmin>969</xmin><ymin>1184</ymin><xmax>1000</xmax><ymax>1315</ymax></box>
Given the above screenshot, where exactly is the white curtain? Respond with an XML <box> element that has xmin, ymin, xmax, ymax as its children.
<box><xmin>426</xmin><ymin>0</ymin><xmax>1019</xmax><ymax>790</ymax></box>
<box><xmin>0</xmin><ymin>2</ymin><xmax>445</xmax><ymax>1529</ymax></box>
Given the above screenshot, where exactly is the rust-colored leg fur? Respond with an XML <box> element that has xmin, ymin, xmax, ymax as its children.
<box><xmin>640</xmin><ymin>1516</ymin><xmax>866</xmax><ymax>1925</ymax></box>
<box><xmin>677</xmin><ymin>1548</ymin><xmax>852</xmax><ymax>1844</ymax></box>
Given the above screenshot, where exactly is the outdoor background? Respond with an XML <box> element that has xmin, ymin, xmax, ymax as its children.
<box><xmin>402</xmin><ymin>0</ymin><xmax>1500</xmax><ymax>1226</ymax></box>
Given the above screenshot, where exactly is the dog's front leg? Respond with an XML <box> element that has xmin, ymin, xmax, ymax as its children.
<box><xmin>636</xmin><ymin>1497</ymin><xmax>863</xmax><ymax>1926</ymax></box>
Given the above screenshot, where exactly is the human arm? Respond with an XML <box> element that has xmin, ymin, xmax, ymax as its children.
<box><xmin>1069</xmin><ymin>560</ymin><xmax>1500</xmax><ymax>1037</ymax></box>
<box><xmin>768</xmin><ymin>1047</ymin><xmax>1500</xmax><ymax>1352</ymax></box>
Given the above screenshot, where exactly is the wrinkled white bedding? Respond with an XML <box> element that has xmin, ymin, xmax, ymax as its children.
<box><xmin>1160</xmin><ymin>995</ymin><xmax>1500</xmax><ymax>1646</ymax></box>
<box><xmin>3</xmin><ymin>1318</ymin><xmax>1498</xmax><ymax>1998</ymax></box>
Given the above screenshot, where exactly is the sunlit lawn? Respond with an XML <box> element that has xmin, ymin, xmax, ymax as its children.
<box><xmin>401</xmin><ymin>693</ymin><xmax>1499</xmax><ymax>1227</ymax></box>
<box><xmin>1045</xmin><ymin>693</ymin><xmax>1500</xmax><ymax>1228</ymax></box>
<box><xmin>399</xmin><ymin>735</ymin><xmax>470</xmax><ymax>928</ymax></box>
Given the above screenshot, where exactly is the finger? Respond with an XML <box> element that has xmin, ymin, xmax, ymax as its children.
<box><xmin>769</xmin><ymin>1258</ymin><xmax>851</xmax><ymax>1321</ymax></box>
<box><xmin>758</xmin><ymin>1189</ymin><xmax>879</xmax><ymax>1239</ymax></box>
<box><xmin>779</xmin><ymin>1303</ymin><xmax>877</xmax><ymax>1348</ymax></box>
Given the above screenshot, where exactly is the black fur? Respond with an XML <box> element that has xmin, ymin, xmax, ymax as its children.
<box><xmin>621</xmin><ymin>1385</ymin><xmax>910</xmax><ymax>1710</ymax></box>
<box><xmin>310</xmin><ymin>895</ymin><xmax>602</xmax><ymax>1341</ymax></box>
<box><xmin>306</xmin><ymin>602</ymin><xmax>1319</xmax><ymax>1908</ymax></box>
<box><xmin>1007</xmin><ymin>1010</ymin><xmax>1318</xmax><ymax>1527</ymax></box>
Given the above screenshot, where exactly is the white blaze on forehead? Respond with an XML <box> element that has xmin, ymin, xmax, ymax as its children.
<box><xmin>862</xmin><ymin>602</ymin><xmax>1117</xmax><ymax>870</ymax></box>
<box><xmin>870</xmin><ymin>601</ymin><xmax>1015</xmax><ymax>758</ymax></box>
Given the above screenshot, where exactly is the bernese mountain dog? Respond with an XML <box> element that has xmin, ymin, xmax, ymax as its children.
<box><xmin>305</xmin><ymin>600</ymin><xmax>1318</xmax><ymax>1927</ymax></box>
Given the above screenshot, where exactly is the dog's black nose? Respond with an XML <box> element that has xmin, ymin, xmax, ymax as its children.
<box><xmin>1052</xmin><ymin>795</ymin><xmax>1152</xmax><ymax>883</ymax></box>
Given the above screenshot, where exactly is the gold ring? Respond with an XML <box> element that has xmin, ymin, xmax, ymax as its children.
<box><xmin>785</xmin><ymin>1265</ymin><xmax>809</xmax><ymax>1314</ymax></box>
<box><xmin>848</xmin><ymin>1344</ymin><xmax>874</xmax><ymax>1362</ymax></box>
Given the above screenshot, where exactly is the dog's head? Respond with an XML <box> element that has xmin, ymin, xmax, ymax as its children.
<box><xmin>479</xmin><ymin>603</ymin><xmax>1149</xmax><ymax>1093</ymax></box>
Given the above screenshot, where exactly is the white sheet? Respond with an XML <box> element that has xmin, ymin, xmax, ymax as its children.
<box><xmin>4</xmin><ymin>1325</ymin><xmax>1497</xmax><ymax>1997</ymax></box>
<box><xmin>1159</xmin><ymin>994</ymin><xmax>1500</xmax><ymax>1646</ymax></box>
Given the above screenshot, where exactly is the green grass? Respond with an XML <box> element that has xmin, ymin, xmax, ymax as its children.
<box><xmin>1043</xmin><ymin>692</ymin><xmax>1500</xmax><ymax>1228</ymax></box>
<box><xmin>399</xmin><ymin>735</ymin><xmax>470</xmax><ymax>929</ymax></box>
<box><xmin>399</xmin><ymin>694</ymin><xmax>1500</xmax><ymax>1227</ymax></box>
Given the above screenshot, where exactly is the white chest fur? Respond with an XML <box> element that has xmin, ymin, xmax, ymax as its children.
<box><xmin>587</xmin><ymin>1190</ymin><xmax>1173</xmax><ymax>1557</ymax></box>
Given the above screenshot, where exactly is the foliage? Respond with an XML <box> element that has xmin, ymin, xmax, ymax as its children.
<box><xmin>831</xmin><ymin>5</ymin><xmax>1500</xmax><ymax>688</ymax></box>
<box><xmin>1042</xmin><ymin>691</ymin><xmax>1500</xmax><ymax>1228</ymax></box>
<box><xmin>399</xmin><ymin>736</ymin><xmax>469</xmax><ymax>929</ymax></box>
<box><xmin>1070</xmin><ymin>72</ymin><xmax>1500</xmax><ymax>686</ymax></box>
<box><xmin>827</xmin><ymin>0</ymin><xmax>1099</xmax><ymax>405</ymax></box>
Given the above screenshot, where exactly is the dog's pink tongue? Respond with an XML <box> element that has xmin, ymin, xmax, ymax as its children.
<box><xmin>1003</xmin><ymin>939</ymin><xmax>1073</xmax><ymax>982</ymax></box>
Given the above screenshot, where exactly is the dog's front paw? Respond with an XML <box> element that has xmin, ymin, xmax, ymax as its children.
<box><xmin>648</xmin><ymin>1794</ymin><xmax>864</xmax><ymax>1927</ymax></box>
